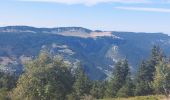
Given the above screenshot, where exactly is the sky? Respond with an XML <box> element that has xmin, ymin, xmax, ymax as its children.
<box><xmin>0</xmin><ymin>0</ymin><xmax>170</xmax><ymax>34</ymax></box>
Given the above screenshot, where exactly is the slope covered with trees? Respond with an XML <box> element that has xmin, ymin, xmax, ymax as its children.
<box><xmin>0</xmin><ymin>46</ymin><xmax>170</xmax><ymax>100</ymax></box>
<box><xmin>0</xmin><ymin>26</ymin><xmax>170</xmax><ymax>80</ymax></box>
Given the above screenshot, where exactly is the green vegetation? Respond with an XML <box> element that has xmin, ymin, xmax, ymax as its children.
<box><xmin>105</xmin><ymin>59</ymin><xmax>134</xmax><ymax>98</ymax></box>
<box><xmin>0</xmin><ymin>45</ymin><xmax>170</xmax><ymax>100</ymax></box>
<box><xmin>12</xmin><ymin>52</ymin><xmax>74</xmax><ymax>100</ymax></box>
<box><xmin>100</xmin><ymin>95</ymin><xmax>165</xmax><ymax>100</ymax></box>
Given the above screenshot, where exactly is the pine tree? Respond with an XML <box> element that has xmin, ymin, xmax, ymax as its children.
<box><xmin>135</xmin><ymin>60</ymin><xmax>153</xmax><ymax>96</ymax></box>
<box><xmin>117</xmin><ymin>77</ymin><xmax>134</xmax><ymax>97</ymax></box>
<box><xmin>90</xmin><ymin>81</ymin><xmax>106</xmax><ymax>99</ymax></box>
<box><xmin>147</xmin><ymin>45</ymin><xmax>164</xmax><ymax>82</ymax></box>
<box><xmin>105</xmin><ymin>59</ymin><xmax>132</xmax><ymax>97</ymax></box>
<box><xmin>105</xmin><ymin>61</ymin><xmax>122</xmax><ymax>97</ymax></box>
<box><xmin>71</xmin><ymin>66</ymin><xmax>91</xmax><ymax>99</ymax></box>
<box><xmin>135</xmin><ymin>46</ymin><xmax>164</xmax><ymax>96</ymax></box>
<box><xmin>116</xmin><ymin>60</ymin><xmax>134</xmax><ymax>97</ymax></box>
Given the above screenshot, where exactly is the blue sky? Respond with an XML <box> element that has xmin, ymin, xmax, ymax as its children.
<box><xmin>0</xmin><ymin>0</ymin><xmax>170</xmax><ymax>34</ymax></box>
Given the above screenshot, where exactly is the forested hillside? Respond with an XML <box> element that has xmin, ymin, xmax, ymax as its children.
<box><xmin>0</xmin><ymin>26</ymin><xmax>170</xmax><ymax>80</ymax></box>
<box><xmin>0</xmin><ymin>46</ymin><xmax>170</xmax><ymax>100</ymax></box>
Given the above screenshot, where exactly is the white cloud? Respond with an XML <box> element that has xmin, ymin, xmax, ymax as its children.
<box><xmin>18</xmin><ymin>0</ymin><xmax>150</xmax><ymax>6</ymax></box>
<box><xmin>115</xmin><ymin>6</ymin><xmax>170</xmax><ymax>13</ymax></box>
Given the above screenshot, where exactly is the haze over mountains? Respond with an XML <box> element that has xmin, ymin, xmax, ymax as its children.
<box><xmin>0</xmin><ymin>26</ymin><xmax>170</xmax><ymax>80</ymax></box>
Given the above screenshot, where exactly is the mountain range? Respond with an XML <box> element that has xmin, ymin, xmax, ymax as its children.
<box><xmin>0</xmin><ymin>26</ymin><xmax>170</xmax><ymax>80</ymax></box>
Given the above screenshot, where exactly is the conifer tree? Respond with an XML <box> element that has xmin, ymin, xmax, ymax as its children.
<box><xmin>90</xmin><ymin>81</ymin><xmax>106</xmax><ymax>99</ymax></box>
<box><xmin>147</xmin><ymin>45</ymin><xmax>164</xmax><ymax>82</ymax></box>
<box><xmin>135</xmin><ymin>46</ymin><xmax>164</xmax><ymax>96</ymax></box>
<box><xmin>70</xmin><ymin>66</ymin><xmax>91</xmax><ymax>99</ymax></box>
<box><xmin>117</xmin><ymin>77</ymin><xmax>134</xmax><ymax>97</ymax></box>
<box><xmin>105</xmin><ymin>61</ymin><xmax>122</xmax><ymax>97</ymax></box>
<box><xmin>116</xmin><ymin>60</ymin><xmax>134</xmax><ymax>97</ymax></box>
<box><xmin>105</xmin><ymin>59</ymin><xmax>132</xmax><ymax>97</ymax></box>
<box><xmin>135</xmin><ymin>60</ymin><xmax>153</xmax><ymax>96</ymax></box>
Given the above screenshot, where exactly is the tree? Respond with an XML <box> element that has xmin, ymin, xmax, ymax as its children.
<box><xmin>0</xmin><ymin>72</ymin><xmax>17</xmax><ymax>91</ymax></box>
<box><xmin>116</xmin><ymin>60</ymin><xmax>134</xmax><ymax>97</ymax></box>
<box><xmin>90</xmin><ymin>81</ymin><xmax>106</xmax><ymax>99</ymax></box>
<box><xmin>147</xmin><ymin>45</ymin><xmax>164</xmax><ymax>82</ymax></box>
<box><xmin>0</xmin><ymin>88</ymin><xmax>10</xmax><ymax>100</ymax></box>
<box><xmin>0</xmin><ymin>72</ymin><xmax>17</xmax><ymax>100</ymax></box>
<box><xmin>135</xmin><ymin>46</ymin><xmax>164</xmax><ymax>96</ymax></box>
<box><xmin>12</xmin><ymin>51</ymin><xmax>74</xmax><ymax>100</ymax></box>
<box><xmin>105</xmin><ymin>61</ymin><xmax>122</xmax><ymax>98</ymax></box>
<box><xmin>117</xmin><ymin>77</ymin><xmax>134</xmax><ymax>97</ymax></box>
<box><xmin>70</xmin><ymin>66</ymin><xmax>91</xmax><ymax>100</ymax></box>
<box><xmin>117</xmin><ymin>59</ymin><xmax>134</xmax><ymax>98</ymax></box>
<box><xmin>153</xmin><ymin>60</ymin><xmax>170</xmax><ymax>97</ymax></box>
<box><xmin>135</xmin><ymin>60</ymin><xmax>153</xmax><ymax>96</ymax></box>
<box><xmin>105</xmin><ymin>59</ymin><xmax>132</xmax><ymax>98</ymax></box>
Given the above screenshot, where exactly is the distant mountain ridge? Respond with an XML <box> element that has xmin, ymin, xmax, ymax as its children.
<box><xmin>0</xmin><ymin>26</ymin><xmax>170</xmax><ymax>80</ymax></box>
<box><xmin>0</xmin><ymin>26</ymin><xmax>92</xmax><ymax>33</ymax></box>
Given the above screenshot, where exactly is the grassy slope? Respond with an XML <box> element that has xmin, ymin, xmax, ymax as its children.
<box><xmin>100</xmin><ymin>95</ymin><xmax>166</xmax><ymax>100</ymax></box>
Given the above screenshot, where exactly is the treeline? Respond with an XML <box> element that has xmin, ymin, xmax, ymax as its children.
<box><xmin>0</xmin><ymin>46</ymin><xmax>170</xmax><ymax>100</ymax></box>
